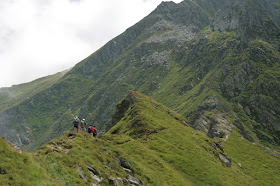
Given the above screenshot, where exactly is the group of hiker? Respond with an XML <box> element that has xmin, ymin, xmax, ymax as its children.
<box><xmin>73</xmin><ymin>116</ymin><xmax>97</xmax><ymax>137</ymax></box>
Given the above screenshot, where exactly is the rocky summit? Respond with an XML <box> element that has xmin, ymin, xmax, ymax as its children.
<box><xmin>0</xmin><ymin>0</ymin><xmax>279</xmax><ymax>184</ymax></box>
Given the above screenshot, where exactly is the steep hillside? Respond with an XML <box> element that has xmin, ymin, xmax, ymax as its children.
<box><xmin>0</xmin><ymin>0</ymin><xmax>279</xmax><ymax>152</ymax></box>
<box><xmin>1</xmin><ymin>92</ymin><xmax>279</xmax><ymax>185</ymax></box>
<box><xmin>0</xmin><ymin>137</ymin><xmax>56</xmax><ymax>185</ymax></box>
<box><xmin>0</xmin><ymin>70</ymin><xmax>69</xmax><ymax>151</ymax></box>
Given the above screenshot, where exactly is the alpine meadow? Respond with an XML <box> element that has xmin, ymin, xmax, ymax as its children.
<box><xmin>0</xmin><ymin>0</ymin><xmax>280</xmax><ymax>185</ymax></box>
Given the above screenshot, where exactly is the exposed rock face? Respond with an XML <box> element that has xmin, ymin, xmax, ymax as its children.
<box><xmin>258</xmin><ymin>0</ymin><xmax>280</xmax><ymax>26</ymax></box>
<box><xmin>154</xmin><ymin>1</ymin><xmax>210</xmax><ymax>30</ymax></box>
<box><xmin>144</xmin><ymin>51</ymin><xmax>171</xmax><ymax>68</ymax></box>
<box><xmin>144</xmin><ymin>20</ymin><xmax>196</xmax><ymax>44</ymax></box>
<box><xmin>0</xmin><ymin>107</ymin><xmax>32</xmax><ymax>148</ymax></box>
<box><xmin>219</xmin><ymin>61</ymin><xmax>258</xmax><ymax>96</ymax></box>
<box><xmin>190</xmin><ymin>96</ymin><xmax>233</xmax><ymax>139</ymax></box>
<box><xmin>106</xmin><ymin>92</ymin><xmax>137</xmax><ymax>131</ymax></box>
<box><xmin>190</xmin><ymin>96</ymin><xmax>254</xmax><ymax>141</ymax></box>
<box><xmin>203</xmin><ymin>139</ymin><xmax>232</xmax><ymax>167</ymax></box>
<box><xmin>213</xmin><ymin>0</ymin><xmax>280</xmax><ymax>43</ymax></box>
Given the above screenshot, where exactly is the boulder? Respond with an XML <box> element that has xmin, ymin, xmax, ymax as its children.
<box><xmin>120</xmin><ymin>159</ymin><xmax>131</xmax><ymax>169</ymax></box>
<box><xmin>127</xmin><ymin>175</ymin><xmax>140</xmax><ymax>186</ymax></box>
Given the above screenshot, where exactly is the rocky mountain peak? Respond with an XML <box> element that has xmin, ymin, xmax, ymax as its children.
<box><xmin>156</xmin><ymin>1</ymin><xmax>178</xmax><ymax>11</ymax></box>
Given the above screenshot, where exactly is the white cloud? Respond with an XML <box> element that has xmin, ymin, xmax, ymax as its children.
<box><xmin>0</xmin><ymin>0</ymin><xmax>182</xmax><ymax>88</ymax></box>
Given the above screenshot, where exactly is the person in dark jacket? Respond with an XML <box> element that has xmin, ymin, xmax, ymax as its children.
<box><xmin>73</xmin><ymin>116</ymin><xmax>79</xmax><ymax>134</ymax></box>
<box><xmin>80</xmin><ymin>119</ymin><xmax>87</xmax><ymax>132</ymax></box>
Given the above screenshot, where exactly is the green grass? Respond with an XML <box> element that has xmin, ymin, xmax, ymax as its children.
<box><xmin>0</xmin><ymin>138</ymin><xmax>56</xmax><ymax>185</ymax></box>
<box><xmin>1</xmin><ymin>92</ymin><xmax>279</xmax><ymax>185</ymax></box>
<box><xmin>223</xmin><ymin>129</ymin><xmax>280</xmax><ymax>185</ymax></box>
<box><xmin>105</xmin><ymin>92</ymin><xmax>278</xmax><ymax>185</ymax></box>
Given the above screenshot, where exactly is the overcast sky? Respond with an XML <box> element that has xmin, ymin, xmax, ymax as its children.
<box><xmin>0</xmin><ymin>0</ymin><xmax>182</xmax><ymax>88</ymax></box>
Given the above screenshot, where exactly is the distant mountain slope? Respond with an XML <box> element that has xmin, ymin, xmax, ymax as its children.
<box><xmin>1</xmin><ymin>92</ymin><xmax>279</xmax><ymax>185</ymax></box>
<box><xmin>0</xmin><ymin>69</ymin><xmax>69</xmax><ymax>112</ymax></box>
<box><xmin>0</xmin><ymin>70</ymin><xmax>69</xmax><ymax>150</ymax></box>
<box><xmin>0</xmin><ymin>0</ymin><xmax>279</xmax><ymax>152</ymax></box>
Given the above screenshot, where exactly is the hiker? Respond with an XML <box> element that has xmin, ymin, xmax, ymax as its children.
<box><xmin>80</xmin><ymin>119</ymin><xmax>87</xmax><ymax>132</ymax></box>
<box><xmin>92</xmin><ymin>125</ymin><xmax>97</xmax><ymax>138</ymax></box>
<box><xmin>73</xmin><ymin>116</ymin><xmax>79</xmax><ymax>134</ymax></box>
<box><xmin>87</xmin><ymin>124</ymin><xmax>97</xmax><ymax>137</ymax></box>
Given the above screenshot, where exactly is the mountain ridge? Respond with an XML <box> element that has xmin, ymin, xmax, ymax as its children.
<box><xmin>1</xmin><ymin>91</ymin><xmax>279</xmax><ymax>185</ymax></box>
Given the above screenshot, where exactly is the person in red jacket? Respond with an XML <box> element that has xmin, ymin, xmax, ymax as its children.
<box><xmin>92</xmin><ymin>125</ymin><xmax>97</xmax><ymax>137</ymax></box>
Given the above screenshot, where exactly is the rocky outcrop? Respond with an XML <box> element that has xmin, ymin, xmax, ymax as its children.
<box><xmin>213</xmin><ymin>0</ymin><xmax>280</xmax><ymax>43</ymax></box>
<box><xmin>106</xmin><ymin>92</ymin><xmax>137</xmax><ymax>131</ymax></box>
<box><xmin>189</xmin><ymin>96</ymin><xmax>254</xmax><ymax>142</ymax></box>
<box><xmin>0</xmin><ymin>107</ymin><xmax>32</xmax><ymax>148</ymax></box>
<box><xmin>220</xmin><ymin>61</ymin><xmax>259</xmax><ymax>97</ymax></box>
<box><xmin>202</xmin><ymin>140</ymin><xmax>232</xmax><ymax>167</ymax></box>
<box><xmin>154</xmin><ymin>1</ymin><xmax>210</xmax><ymax>30</ymax></box>
<box><xmin>189</xmin><ymin>96</ymin><xmax>234</xmax><ymax>139</ymax></box>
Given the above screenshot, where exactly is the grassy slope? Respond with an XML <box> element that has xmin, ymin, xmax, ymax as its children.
<box><xmin>223</xmin><ymin>129</ymin><xmax>280</xmax><ymax>186</ymax></box>
<box><xmin>0</xmin><ymin>137</ymin><xmax>56</xmax><ymax>185</ymax></box>
<box><xmin>105</xmin><ymin>92</ymin><xmax>280</xmax><ymax>185</ymax></box>
<box><xmin>1</xmin><ymin>92</ymin><xmax>279</xmax><ymax>185</ymax></box>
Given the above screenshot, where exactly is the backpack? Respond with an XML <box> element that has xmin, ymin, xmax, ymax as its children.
<box><xmin>87</xmin><ymin>127</ymin><xmax>92</xmax><ymax>133</ymax></box>
<box><xmin>74</xmin><ymin>119</ymin><xmax>79</xmax><ymax>124</ymax></box>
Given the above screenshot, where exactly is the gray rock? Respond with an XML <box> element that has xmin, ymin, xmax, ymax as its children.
<box><xmin>208</xmin><ymin>114</ymin><xmax>233</xmax><ymax>139</ymax></box>
<box><xmin>87</xmin><ymin>165</ymin><xmax>103</xmax><ymax>183</ymax></box>
<box><xmin>123</xmin><ymin>168</ymin><xmax>132</xmax><ymax>173</ymax></box>
<box><xmin>77</xmin><ymin>166</ymin><xmax>87</xmax><ymax>181</ymax></box>
<box><xmin>218</xmin><ymin>154</ymin><xmax>232</xmax><ymax>167</ymax></box>
<box><xmin>127</xmin><ymin>175</ymin><xmax>140</xmax><ymax>186</ymax></box>
<box><xmin>144</xmin><ymin>20</ymin><xmax>196</xmax><ymax>44</ymax></box>
<box><xmin>120</xmin><ymin>159</ymin><xmax>131</xmax><ymax>169</ymax></box>
<box><xmin>108</xmin><ymin>177</ymin><xmax>123</xmax><ymax>186</ymax></box>
<box><xmin>213</xmin><ymin>0</ymin><xmax>280</xmax><ymax>43</ymax></box>
<box><xmin>87</xmin><ymin>165</ymin><xmax>100</xmax><ymax>176</ymax></box>
<box><xmin>91</xmin><ymin>174</ymin><xmax>103</xmax><ymax>183</ymax></box>
<box><xmin>237</xmin><ymin>163</ymin><xmax>242</xmax><ymax>168</ymax></box>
